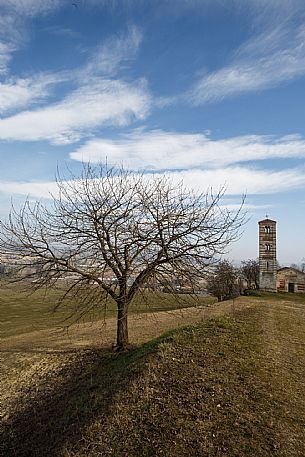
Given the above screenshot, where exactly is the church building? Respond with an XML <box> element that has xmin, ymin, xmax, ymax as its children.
<box><xmin>258</xmin><ymin>218</ymin><xmax>305</xmax><ymax>293</ymax></box>
<box><xmin>277</xmin><ymin>267</ymin><xmax>305</xmax><ymax>293</ymax></box>
<box><xmin>258</xmin><ymin>218</ymin><xmax>277</xmax><ymax>292</ymax></box>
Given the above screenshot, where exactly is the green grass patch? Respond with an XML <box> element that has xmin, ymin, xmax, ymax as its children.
<box><xmin>0</xmin><ymin>280</ymin><xmax>213</xmax><ymax>338</ymax></box>
<box><xmin>250</xmin><ymin>290</ymin><xmax>305</xmax><ymax>304</ymax></box>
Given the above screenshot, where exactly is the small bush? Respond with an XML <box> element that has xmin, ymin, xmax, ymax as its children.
<box><xmin>243</xmin><ymin>289</ymin><xmax>262</xmax><ymax>297</ymax></box>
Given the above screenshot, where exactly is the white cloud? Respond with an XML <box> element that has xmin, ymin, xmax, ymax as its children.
<box><xmin>150</xmin><ymin>167</ymin><xmax>305</xmax><ymax>195</ymax></box>
<box><xmin>0</xmin><ymin>21</ymin><xmax>144</xmax><ymax>118</ymax></box>
<box><xmin>0</xmin><ymin>41</ymin><xmax>14</xmax><ymax>75</ymax></box>
<box><xmin>0</xmin><ymin>73</ymin><xmax>67</xmax><ymax>115</ymax></box>
<box><xmin>0</xmin><ymin>10</ymin><xmax>20</xmax><ymax>74</ymax></box>
<box><xmin>0</xmin><ymin>12</ymin><xmax>147</xmax><ymax>138</ymax></box>
<box><xmin>70</xmin><ymin>130</ymin><xmax>305</xmax><ymax>169</ymax></box>
<box><xmin>1</xmin><ymin>166</ymin><xmax>304</xmax><ymax>201</ymax></box>
<box><xmin>83</xmin><ymin>25</ymin><xmax>142</xmax><ymax>77</ymax></box>
<box><xmin>0</xmin><ymin>180</ymin><xmax>57</xmax><ymax>200</ymax></box>
<box><xmin>0</xmin><ymin>0</ymin><xmax>64</xmax><ymax>17</ymax></box>
<box><xmin>191</xmin><ymin>21</ymin><xmax>305</xmax><ymax>103</ymax></box>
<box><xmin>0</xmin><ymin>79</ymin><xmax>150</xmax><ymax>144</ymax></box>
<box><xmin>0</xmin><ymin>0</ymin><xmax>66</xmax><ymax>75</ymax></box>
<box><xmin>220</xmin><ymin>203</ymin><xmax>271</xmax><ymax>212</ymax></box>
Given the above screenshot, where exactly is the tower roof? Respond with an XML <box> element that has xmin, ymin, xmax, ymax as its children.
<box><xmin>258</xmin><ymin>218</ymin><xmax>276</xmax><ymax>224</ymax></box>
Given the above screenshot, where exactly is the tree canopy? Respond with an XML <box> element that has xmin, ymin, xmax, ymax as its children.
<box><xmin>0</xmin><ymin>164</ymin><xmax>245</xmax><ymax>349</ymax></box>
<box><xmin>240</xmin><ymin>259</ymin><xmax>259</xmax><ymax>290</ymax></box>
<box><xmin>206</xmin><ymin>260</ymin><xmax>239</xmax><ymax>302</ymax></box>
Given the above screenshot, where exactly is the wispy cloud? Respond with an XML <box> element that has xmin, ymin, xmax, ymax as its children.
<box><xmin>0</xmin><ymin>0</ymin><xmax>64</xmax><ymax>17</ymax></box>
<box><xmin>0</xmin><ymin>180</ymin><xmax>57</xmax><ymax>200</ymax></box>
<box><xmin>1</xmin><ymin>166</ymin><xmax>304</xmax><ymax>200</ymax></box>
<box><xmin>83</xmin><ymin>25</ymin><xmax>142</xmax><ymax>77</ymax></box>
<box><xmin>0</xmin><ymin>12</ymin><xmax>20</xmax><ymax>75</ymax></box>
<box><xmin>220</xmin><ymin>203</ymin><xmax>271</xmax><ymax>213</ymax></box>
<box><xmin>0</xmin><ymin>73</ymin><xmax>68</xmax><ymax>115</ymax></box>
<box><xmin>151</xmin><ymin>167</ymin><xmax>305</xmax><ymax>195</ymax></box>
<box><xmin>191</xmin><ymin>19</ymin><xmax>305</xmax><ymax>103</ymax></box>
<box><xmin>0</xmin><ymin>42</ymin><xmax>15</xmax><ymax>75</ymax></box>
<box><xmin>0</xmin><ymin>79</ymin><xmax>150</xmax><ymax>144</ymax></box>
<box><xmin>70</xmin><ymin>129</ymin><xmax>305</xmax><ymax>169</ymax></box>
<box><xmin>0</xmin><ymin>1</ymin><xmax>67</xmax><ymax>76</ymax></box>
<box><xmin>43</xmin><ymin>25</ymin><xmax>80</xmax><ymax>39</ymax></box>
<box><xmin>0</xmin><ymin>18</ymin><xmax>148</xmax><ymax>142</ymax></box>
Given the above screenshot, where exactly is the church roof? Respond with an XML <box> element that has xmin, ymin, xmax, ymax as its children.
<box><xmin>258</xmin><ymin>218</ymin><xmax>276</xmax><ymax>224</ymax></box>
<box><xmin>277</xmin><ymin>266</ymin><xmax>305</xmax><ymax>275</ymax></box>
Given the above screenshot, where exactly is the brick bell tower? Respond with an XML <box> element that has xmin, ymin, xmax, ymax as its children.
<box><xmin>258</xmin><ymin>217</ymin><xmax>277</xmax><ymax>292</ymax></box>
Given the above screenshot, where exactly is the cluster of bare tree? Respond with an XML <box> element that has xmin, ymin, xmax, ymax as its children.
<box><xmin>0</xmin><ymin>164</ymin><xmax>245</xmax><ymax>349</ymax></box>
<box><xmin>206</xmin><ymin>260</ymin><xmax>239</xmax><ymax>302</ymax></box>
<box><xmin>240</xmin><ymin>259</ymin><xmax>259</xmax><ymax>290</ymax></box>
<box><xmin>206</xmin><ymin>258</ymin><xmax>259</xmax><ymax>302</ymax></box>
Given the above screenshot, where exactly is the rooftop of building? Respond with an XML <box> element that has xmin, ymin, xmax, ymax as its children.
<box><xmin>258</xmin><ymin>218</ymin><xmax>277</xmax><ymax>224</ymax></box>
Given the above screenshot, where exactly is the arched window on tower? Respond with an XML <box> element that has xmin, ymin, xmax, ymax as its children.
<box><xmin>265</xmin><ymin>243</ymin><xmax>272</xmax><ymax>252</ymax></box>
<box><xmin>265</xmin><ymin>226</ymin><xmax>271</xmax><ymax>233</ymax></box>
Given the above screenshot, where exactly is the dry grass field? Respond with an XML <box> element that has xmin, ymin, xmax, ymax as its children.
<box><xmin>0</xmin><ymin>280</ymin><xmax>214</xmax><ymax>339</ymax></box>
<box><xmin>0</xmin><ymin>289</ymin><xmax>305</xmax><ymax>456</ymax></box>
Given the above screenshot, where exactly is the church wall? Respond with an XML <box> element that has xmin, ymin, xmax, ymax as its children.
<box><xmin>277</xmin><ymin>268</ymin><xmax>305</xmax><ymax>293</ymax></box>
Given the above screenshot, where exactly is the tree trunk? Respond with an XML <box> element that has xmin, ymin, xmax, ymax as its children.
<box><xmin>116</xmin><ymin>302</ymin><xmax>129</xmax><ymax>350</ymax></box>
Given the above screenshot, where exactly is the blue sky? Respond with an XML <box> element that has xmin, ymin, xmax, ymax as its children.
<box><xmin>1</xmin><ymin>0</ymin><xmax>305</xmax><ymax>265</ymax></box>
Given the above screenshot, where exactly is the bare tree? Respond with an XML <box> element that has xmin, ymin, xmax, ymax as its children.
<box><xmin>206</xmin><ymin>260</ymin><xmax>239</xmax><ymax>302</ymax></box>
<box><xmin>0</xmin><ymin>164</ymin><xmax>244</xmax><ymax>349</ymax></box>
<box><xmin>240</xmin><ymin>258</ymin><xmax>259</xmax><ymax>290</ymax></box>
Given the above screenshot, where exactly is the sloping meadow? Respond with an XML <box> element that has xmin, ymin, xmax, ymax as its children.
<box><xmin>1</xmin><ymin>295</ymin><xmax>305</xmax><ymax>456</ymax></box>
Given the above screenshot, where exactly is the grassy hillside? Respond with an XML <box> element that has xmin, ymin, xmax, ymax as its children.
<box><xmin>0</xmin><ymin>280</ymin><xmax>213</xmax><ymax>338</ymax></box>
<box><xmin>1</xmin><ymin>295</ymin><xmax>304</xmax><ymax>456</ymax></box>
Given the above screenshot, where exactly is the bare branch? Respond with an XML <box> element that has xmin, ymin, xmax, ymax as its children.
<box><xmin>0</xmin><ymin>163</ymin><xmax>245</xmax><ymax>349</ymax></box>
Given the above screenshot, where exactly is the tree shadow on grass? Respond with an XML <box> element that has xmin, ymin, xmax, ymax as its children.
<box><xmin>0</xmin><ymin>340</ymin><xmax>158</xmax><ymax>457</ymax></box>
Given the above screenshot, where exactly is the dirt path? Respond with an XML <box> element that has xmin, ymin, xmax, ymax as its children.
<box><xmin>258</xmin><ymin>300</ymin><xmax>305</xmax><ymax>456</ymax></box>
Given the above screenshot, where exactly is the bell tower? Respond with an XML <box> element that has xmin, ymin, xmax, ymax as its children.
<box><xmin>258</xmin><ymin>217</ymin><xmax>277</xmax><ymax>292</ymax></box>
